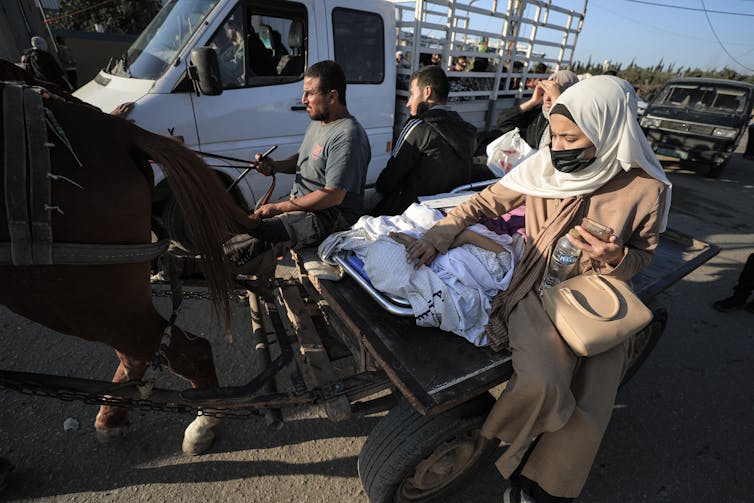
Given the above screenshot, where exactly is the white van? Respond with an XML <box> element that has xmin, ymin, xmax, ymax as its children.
<box><xmin>75</xmin><ymin>0</ymin><xmax>586</xmax><ymax>213</ymax></box>
<box><xmin>76</xmin><ymin>0</ymin><xmax>396</xmax><ymax>210</ymax></box>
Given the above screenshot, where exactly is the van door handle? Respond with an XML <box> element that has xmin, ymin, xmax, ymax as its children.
<box><xmin>291</xmin><ymin>105</ymin><xmax>307</xmax><ymax>111</ymax></box>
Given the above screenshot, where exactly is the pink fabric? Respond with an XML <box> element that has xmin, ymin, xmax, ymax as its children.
<box><xmin>481</xmin><ymin>204</ymin><xmax>527</xmax><ymax>239</ymax></box>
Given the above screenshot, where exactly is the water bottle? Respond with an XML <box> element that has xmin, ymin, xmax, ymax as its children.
<box><xmin>539</xmin><ymin>233</ymin><xmax>581</xmax><ymax>293</ymax></box>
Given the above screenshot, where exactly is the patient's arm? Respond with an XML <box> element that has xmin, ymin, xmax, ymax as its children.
<box><xmin>450</xmin><ymin>229</ymin><xmax>505</xmax><ymax>253</ymax></box>
<box><xmin>391</xmin><ymin>230</ymin><xmax>505</xmax><ymax>254</ymax></box>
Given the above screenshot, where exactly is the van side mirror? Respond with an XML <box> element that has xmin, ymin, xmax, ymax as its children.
<box><xmin>188</xmin><ymin>47</ymin><xmax>223</xmax><ymax>96</ymax></box>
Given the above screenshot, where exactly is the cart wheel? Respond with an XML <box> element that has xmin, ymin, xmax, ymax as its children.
<box><xmin>620</xmin><ymin>302</ymin><xmax>667</xmax><ymax>387</ymax></box>
<box><xmin>358</xmin><ymin>393</ymin><xmax>495</xmax><ymax>503</ymax></box>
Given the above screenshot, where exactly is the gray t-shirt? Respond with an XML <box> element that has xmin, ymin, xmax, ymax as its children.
<box><xmin>291</xmin><ymin>115</ymin><xmax>371</xmax><ymax>228</ymax></box>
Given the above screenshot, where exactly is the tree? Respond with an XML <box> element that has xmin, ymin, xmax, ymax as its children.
<box><xmin>52</xmin><ymin>0</ymin><xmax>162</xmax><ymax>35</ymax></box>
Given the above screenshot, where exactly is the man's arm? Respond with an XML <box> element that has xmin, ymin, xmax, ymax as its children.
<box><xmin>253</xmin><ymin>186</ymin><xmax>346</xmax><ymax>218</ymax></box>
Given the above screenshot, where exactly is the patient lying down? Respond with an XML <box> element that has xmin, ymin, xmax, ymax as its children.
<box><xmin>318</xmin><ymin>203</ymin><xmax>523</xmax><ymax>347</ymax></box>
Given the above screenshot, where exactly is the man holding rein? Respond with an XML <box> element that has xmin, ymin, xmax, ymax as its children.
<box><xmin>227</xmin><ymin>60</ymin><xmax>370</xmax><ymax>276</ymax></box>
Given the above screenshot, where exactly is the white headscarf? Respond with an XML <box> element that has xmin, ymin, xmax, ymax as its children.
<box><xmin>31</xmin><ymin>36</ymin><xmax>48</xmax><ymax>51</ymax></box>
<box><xmin>500</xmin><ymin>75</ymin><xmax>672</xmax><ymax>231</ymax></box>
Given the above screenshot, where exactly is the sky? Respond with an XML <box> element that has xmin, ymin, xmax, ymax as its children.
<box><xmin>573</xmin><ymin>0</ymin><xmax>754</xmax><ymax>74</ymax></box>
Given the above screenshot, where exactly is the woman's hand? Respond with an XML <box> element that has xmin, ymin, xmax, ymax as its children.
<box><xmin>567</xmin><ymin>225</ymin><xmax>624</xmax><ymax>266</ymax></box>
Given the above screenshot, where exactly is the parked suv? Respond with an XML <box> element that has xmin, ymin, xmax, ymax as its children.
<box><xmin>640</xmin><ymin>78</ymin><xmax>754</xmax><ymax>177</ymax></box>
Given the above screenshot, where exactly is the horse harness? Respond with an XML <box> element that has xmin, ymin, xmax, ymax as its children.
<box><xmin>1</xmin><ymin>82</ymin><xmax>177</xmax><ymax>378</ymax></box>
<box><xmin>0</xmin><ymin>82</ymin><xmax>169</xmax><ymax>266</ymax></box>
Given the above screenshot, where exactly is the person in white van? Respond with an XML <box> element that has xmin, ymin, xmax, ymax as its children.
<box><xmin>228</xmin><ymin>60</ymin><xmax>371</xmax><ymax>275</ymax></box>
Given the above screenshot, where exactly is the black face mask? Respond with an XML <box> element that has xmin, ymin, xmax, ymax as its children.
<box><xmin>550</xmin><ymin>146</ymin><xmax>596</xmax><ymax>173</ymax></box>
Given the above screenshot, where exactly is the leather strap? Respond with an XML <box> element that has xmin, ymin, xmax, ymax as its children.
<box><xmin>3</xmin><ymin>84</ymin><xmax>33</xmax><ymax>265</ymax></box>
<box><xmin>24</xmin><ymin>87</ymin><xmax>53</xmax><ymax>264</ymax></box>
<box><xmin>0</xmin><ymin>239</ymin><xmax>171</xmax><ymax>265</ymax></box>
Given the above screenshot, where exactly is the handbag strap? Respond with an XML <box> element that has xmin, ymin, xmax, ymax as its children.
<box><xmin>559</xmin><ymin>275</ymin><xmax>620</xmax><ymax>320</ymax></box>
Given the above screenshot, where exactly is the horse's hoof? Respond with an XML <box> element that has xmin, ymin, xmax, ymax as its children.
<box><xmin>95</xmin><ymin>425</ymin><xmax>129</xmax><ymax>443</ymax></box>
<box><xmin>182</xmin><ymin>415</ymin><xmax>220</xmax><ymax>456</ymax></box>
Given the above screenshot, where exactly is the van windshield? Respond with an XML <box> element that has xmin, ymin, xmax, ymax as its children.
<box><xmin>656</xmin><ymin>84</ymin><xmax>749</xmax><ymax>114</ymax></box>
<box><xmin>110</xmin><ymin>0</ymin><xmax>220</xmax><ymax>79</ymax></box>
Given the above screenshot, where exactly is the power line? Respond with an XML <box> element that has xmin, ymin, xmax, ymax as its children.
<box><xmin>625</xmin><ymin>0</ymin><xmax>754</xmax><ymax>16</ymax></box>
<box><xmin>699</xmin><ymin>0</ymin><xmax>754</xmax><ymax>71</ymax></box>
<box><xmin>44</xmin><ymin>0</ymin><xmax>118</xmax><ymax>25</ymax></box>
<box><xmin>591</xmin><ymin>2</ymin><xmax>751</xmax><ymax>46</ymax></box>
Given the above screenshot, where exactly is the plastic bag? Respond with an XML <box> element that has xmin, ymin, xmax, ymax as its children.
<box><xmin>485</xmin><ymin>127</ymin><xmax>534</xmax><ymax>177</ymax></box>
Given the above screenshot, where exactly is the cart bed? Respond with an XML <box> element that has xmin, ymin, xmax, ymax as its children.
<box><xmin>301</xmin><ymin>229</ymin><xmax>718</xmax><ymax>416</ymax></box>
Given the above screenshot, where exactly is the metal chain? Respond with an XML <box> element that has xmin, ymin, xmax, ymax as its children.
<box><xmin>0</xmin><ymin>378</ymin><xmax>266</xmax><ymax>419</ymax></box>
<box><xmin>4</xmin><ymin>282</ymin><xmax>306</xmax><ymax>418</ymax></box>
<box><xmin>150</xmin><ymin>286</ymin><xmax>249</xmax><ymax>304</ymax></box>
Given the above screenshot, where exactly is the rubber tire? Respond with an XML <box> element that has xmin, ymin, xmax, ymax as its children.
<box><xmin>161</xmin><ymin>196</ymin><xmax>195</xmax><ymax>252</ymax></box>
<box><xmin>620</xmin><ymin>302</ymin><xmax>667</xmax><ymax>387</ymax></box>
<box><xmin>358</xmin><ymin>393</ymin><xmax>496</xmax><ymax>503</ymax></box>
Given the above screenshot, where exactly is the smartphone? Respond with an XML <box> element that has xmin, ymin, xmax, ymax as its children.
<box><xmin>581</xmin><ymin>217</ymin><xmax>613</xmax><ymax>242</ymax></box>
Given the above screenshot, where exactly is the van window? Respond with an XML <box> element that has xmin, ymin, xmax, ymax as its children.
<box><xmin>207</xmin><ymin>1</ymin><xmax>307</xmax><ymax>89</ymax></box>
<box><xmin>210</xmin><ymin>5</ymin><xmax>246</xmax><ymax>89</ymax></box>
<box><xmin>332</xmin><ymin>8</ymin><xmax>384</xmax><ymax>84</ymax></box>
<box><xmin>119</xmin><ymin>0</ymin><xmax>220</xmax><ymax>80</ymax></box>
<box><xmin>657</xmin><ymin>84</ymin><xmax>749</xmax><ymax>114</ymax></box>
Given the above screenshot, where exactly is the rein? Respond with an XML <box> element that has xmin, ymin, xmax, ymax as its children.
<box><xmin>189</xmin><ymin>148</ymin><xmax>277</xmax><ymax>211</ymax></box>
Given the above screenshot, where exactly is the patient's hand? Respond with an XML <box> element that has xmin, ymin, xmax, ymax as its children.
<box><xmin>389</xmin><ymin>232</ymin><xmax>416</xmax><ymax>248</ymax></box>
<box><xmin>390</xmin><ymin>232</ymin><xmax>438</xmax><ymax>269</ymax></box>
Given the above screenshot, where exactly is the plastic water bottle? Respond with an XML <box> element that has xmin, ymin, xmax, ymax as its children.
<box><xmin>539</xmin><ymin>234</ymin><xmax>581</xmax><ymax>293</ymax></box>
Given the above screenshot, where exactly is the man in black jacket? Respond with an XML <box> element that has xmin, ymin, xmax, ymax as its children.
<box><xmin>373</xmin><ymin>65</ymin><xmax>477</xmax><ymax>215</ymax></box>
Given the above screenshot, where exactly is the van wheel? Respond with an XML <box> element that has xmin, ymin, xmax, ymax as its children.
<box><xmin>162</xmin><ymin>197</ymin><xmax>195</xmax><ymax>252</ymax></box>
<box><xmin>358</xmin><ymin>394</ymin><xmax>496</xmax><ymax>503</ymax></box>
<box><xmin>620</xmin><ymin>303</ymin><xmax>667</xmax><ymax>387</ymax></box>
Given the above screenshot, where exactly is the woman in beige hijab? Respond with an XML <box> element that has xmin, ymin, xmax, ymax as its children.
<box><xmin>401</xmin><ymin>76</ymin><xmax>671</xmax><ymax>502</ymax></box>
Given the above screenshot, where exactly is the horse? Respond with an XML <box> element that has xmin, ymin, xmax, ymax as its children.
<box><xmin>0</xmin><ymin>61</ymin><xmax>257</xmax><ymax>455</ymax></box>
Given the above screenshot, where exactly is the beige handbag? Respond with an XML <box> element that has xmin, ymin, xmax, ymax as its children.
<box><xmin>541</xmin><ymin>274</ymin><xmax>653</xmax><ymax>357</ymax></box>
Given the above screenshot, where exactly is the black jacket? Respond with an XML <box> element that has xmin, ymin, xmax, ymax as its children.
<box><xmin>373</xmin><ymin>107</ymin><xmax>477</xmax><ymax>215</ymax></box>
<box><xmin>496</xmin><ymin>104</ymin><xmax>548</xmax><ymax>149</ymax></box>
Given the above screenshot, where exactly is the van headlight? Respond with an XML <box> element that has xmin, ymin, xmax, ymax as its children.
<box><xmin>711</xmin><ymin>127</ymin><xmax>737</xmax><ymax>139</ymax></box>
<box><xmin>640</xmin><ymin>116</ymin><xmax>661</xmax><ymax>128</ymax></box>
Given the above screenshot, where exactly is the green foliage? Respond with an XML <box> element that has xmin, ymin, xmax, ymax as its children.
<box><xmin>52</xmin><ymin>0</ymin><xmax>162</xmax><ymax>34</ymax></box>
<box><xmin>569</xmin><ymin>59</ymin><xmax>754</xmax><ymax>100</ymax></box>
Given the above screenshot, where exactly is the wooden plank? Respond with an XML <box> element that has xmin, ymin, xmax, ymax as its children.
<box><xmin>275</xmin><ymin>285</ymin><xmax>339</xmax><ymax>390</ymax></box>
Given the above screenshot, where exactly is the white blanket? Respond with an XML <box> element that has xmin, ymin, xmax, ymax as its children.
<box><xmin>318</xmin><ymin>204</ymin><xmax>522</xmax><ymax>347</ymax></box>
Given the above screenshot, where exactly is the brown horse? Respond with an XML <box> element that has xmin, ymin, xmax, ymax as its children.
<box><xmin>0</xmin><ymin>67</ymin><xmax>256</xmax><ymax>454</ymax></box>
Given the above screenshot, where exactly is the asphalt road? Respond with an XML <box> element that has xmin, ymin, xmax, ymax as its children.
<box><xmin>1</xmin><ymin>151</ymin><xmax>753</xmax><ymax>502</ymax></box>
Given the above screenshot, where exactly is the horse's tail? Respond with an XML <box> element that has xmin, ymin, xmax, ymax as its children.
<box><xmin>133</xmin><ymin>131</ymin><xmax>256</xmax><ymax>329</ymax></box>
